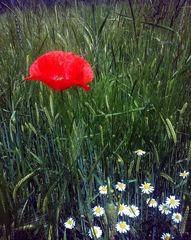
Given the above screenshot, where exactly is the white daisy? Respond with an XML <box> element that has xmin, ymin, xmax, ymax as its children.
<box><xmin>146</xmin><ymin>198</ymin><xmax>158</xmax><ymax>208</ymax></box>
<box><xmin>166</xmin><ymin>196</ymin><xmax>180</xmax><ymax>209</ymax></box>
<box><xmin>172</xmin><ymin>212</ymin><xmax>182</xmax><ymax>223</ymax></box>
<box><xmin>116</xmin><ymin>221</ymin><xmax>130</xmax><ymax>233</ymax></box>
<box><xmin>134</xmin><ymin>149</ymin><xmax>146</xmax><ymax>156</ymax></box>
<box><xmin>64</xmin><ymin>217</ymin><xmax>75</xmax><ymax>229</ymax></box>
<box><xmin>179</xmin><ymin>170</ymin><xmax>189</xmax><ymax>179</ymax></box>
<box><xmin>161</xmin><ymin>233</ymin><xmax>174</xmax><ymax>240</ymax></box>
<box><xmin>158</xmin><ymin>203</ymin><xmax>171</xmax><ymax>215</ymax></box>
<box><xmin>139</xmin><ymin>182</ymin><xmax>154</xmax><ymax>194</ymax></box>
<box><xmin>126</xmin><ymin>205</ymin><xmax>140</xmax><ymax>218</ymax></box>
<box><xmin>115</xmin><ymin>182</ymin><xmax>126</xmax><ymax>192</ymax></box>
<box><xmin>118</xmin><ymin>203</ymin><xmax>128</xmax><ymax>216</ymax></box>
<box><xmin>88</xmin><ymin>226</ymin><xmax>102</xmax><ymax>239</ymax></box>
<box><xmin>99</xmin><ymin>185</ymin><xmax>107</xmax><ymax>195</ymax></box>
<box><xmin>92</xmin><ymin>205</ymin><xmax>105</xmax><ymax>217</ymax></box>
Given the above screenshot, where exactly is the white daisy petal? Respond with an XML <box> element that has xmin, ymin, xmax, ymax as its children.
<box><xmin>159</xmin><ymin>203</ymin><xmax>171</xmax><ymax>215</ymax></box>
<box><xmin>172</xmin><ymin>212</ymin><xmax>182</xmax><ymax>223</ymax></box>
<box><xmin>99</xmin><ymin>185</ymin><xmax>107</xmax><ymax>195</ymax></box>
<box><xmin>115</xmin><ymin>182</ymin><xmax>126</xmax><ymax>192</ymax></box>
<box><xmin>166</xmin><ymin>196</ymin><xmax>180</xmax><ymax>209</ymax></box>
<box><xmin>146</xmin><ymin>198</ymin><xmax>158</xmax><ymax>208</ymax></box>
<box><xmin>88</xmin><ymin>226</ymin><xmax>102</xmax><ymax>239</ymax></box>
<box><xmin>179</xmin><ymin>170</ymin><xmax>189</xmax><ymax>179</ymax></box>
<box><xmin>134</xmin><ymin>149</ymin><xmax>146</xmax><ymax>156</ymax></box>
<box><xmin>116</xmin><ymin>221</ymin><xmax>130</xmax><ymax>233</ymax></box>
<box><xmin>118</xmin><ymin>203</ymin><xmax>128</xmax><ymax>216</ymax></box>
<box><xmin>139</xmin><ymin>182</ymin><xmax>154</xmax><ymax>194</ymax></box>
<box><xmin>126</xmin><ymin>205</ymin><xmax>140</xmax><ymax>218</ymax></box>
<box><xmin>92</xmin><ymin>206</ymin><xmax>105</xmax><ymax>217</ymax></box>
<box><xmin>161</xmin><ymin>233</ymin><xmax>174</xmax><ymax>239</ymax></box>
<box><xmin>64</xmin><ymin>217</ymin><xmax>75</xmax><ymax>229</ymax></box>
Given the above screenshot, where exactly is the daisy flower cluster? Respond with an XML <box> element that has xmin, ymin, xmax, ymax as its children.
<box><xmin>158</xmin><ymin>195</ymin><xmax>182</xmax><ymax>224</ymax></box>
<box><xmin>95</xmin><ymin>181</ymin><xmax>141</xmax><ymax>237</ymax></box>
<box><xmin>155</xmin><ymin>195</ymin><xmax>183</xmax><ymax>239</ymax></box>
<box><xmin>139</xmin><ymin>180</ymin><xmax>182</xmax><ymax>239</ymax></box>
<box><xmin>63</xmin><ymin>187</ymin><xmax>183</xmax><ymax>239</ymax></box>
<box><xmin>63</xmin><ymin>180</ymin><xmax>135</xmax><ymax>239</ymax></box>
<box><xmin>62</xmin><ymin>148</ymin><xmax>188</xmax><ymax>239</ymax></box>
<box><xmin>63</xmin><ymin>216</ymin><xmax>104</xmax><ymax>239</ymax></box>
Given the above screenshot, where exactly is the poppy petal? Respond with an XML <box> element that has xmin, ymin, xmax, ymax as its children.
<box><xmin>25</xmin><ymin>51</ymin><xmax>94</xmax><ymax>91</ymax></box>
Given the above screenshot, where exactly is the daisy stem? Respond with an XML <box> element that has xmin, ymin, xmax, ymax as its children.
<box><xmin>136</xmin><ymin>155</ymin><xmax>141</xmax><ymax>174</ymax></box>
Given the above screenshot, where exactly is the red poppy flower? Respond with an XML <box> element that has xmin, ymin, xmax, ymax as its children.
<box><xmin>25</xmin><ymin>51</ymin><xmax>94</xmax><ymax>91</ymax></box>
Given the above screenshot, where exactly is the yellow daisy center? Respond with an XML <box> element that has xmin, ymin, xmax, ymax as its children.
<box><xmin>119</xmin><ymin>222</ymin><xmax>126</xmax><ymax>229</ymax></box>
<box><xmin>119</xmin><ymin>205</ymin><xmax>125</xmax><ymax>211</ymax></box>
<box><xmin>165</xmin><ymin>237</ymin><xmax>170</xmax><ymax>240</ymax></box>
<box><xmin>170</xmin><ymin>199</ymin><xmax>176</xmax><ymax>205</ymax></box>
<box><xmin>95</xmin><ymin>208</ymin><xmax>101</xmax><ymax>213</ymax></box>
<box><xmin>137</xmin><ymin>149</ymin><xmax>143</xmax><ymax>152</ymax></box>
<box><xmin>175</xmin><ymin>215</ymin><xmax>180</xmax><ymax>220</ymax></box>
<box><xmin>118</xmin><ymin>183</ymin><xmax>124</xmax><ymax>188</ymax></box>
<box><xmin>150</xmin><ymin>199</ymin><xmax>155</xmax><ymax>204</ymax></box>
<box><xmin>144</xmin><ymin>183</ymin><xmax>150</xmax><ymax>189</ymax></box>
<box><xmin>67</xmin><ymin>219</ymin><xmax>73</xmax><ymax>225</ymax></box>
<box><xmin>182</xmin><ymin>172</ymin><xmax>187</xmax><ymax>176</ymax></box>
<box><xmin>101</xmin><ymin>186</ymin><xmax>107</xmax><ymax>191</ymax></box>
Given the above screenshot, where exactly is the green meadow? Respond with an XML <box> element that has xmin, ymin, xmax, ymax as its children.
<box><xmin>0</xmin><ymin>1</ymin><xmax>191</xmax><ymax>239</ymax></box>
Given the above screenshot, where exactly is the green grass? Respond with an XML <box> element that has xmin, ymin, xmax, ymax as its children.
<box><xmin>0</xmin><ymin>2</ymin><xmax>191</xmax><ymax>239</ymax></box>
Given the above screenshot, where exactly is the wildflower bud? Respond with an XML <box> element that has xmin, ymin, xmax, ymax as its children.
<box><xmin>117</xmin><ymin>157</ymin><xmax>124</xmax><ymax>165</ymax></box>
<box><xmin>106</xmin><ymin>202</ymin><xmax>117</xmax><ymax>220</ymax></box>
